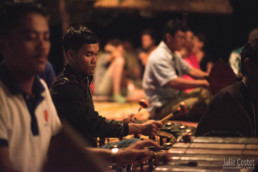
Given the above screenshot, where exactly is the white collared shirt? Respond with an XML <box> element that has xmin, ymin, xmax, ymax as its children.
<box><xmin>0</xmin><ymin>79</ymin><xmax>61</xmax><ymax>172</ymax></box>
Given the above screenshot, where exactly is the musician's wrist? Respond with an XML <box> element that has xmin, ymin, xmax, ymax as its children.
<box><xmin>198</xmin><ymin>79</ymin><xmax>209</xmax><ymax>88</ymax></box>
<box><xmin>128</xmin><ymin>123</ymin><xmax>142</xmax><ymax>135</ymax></box>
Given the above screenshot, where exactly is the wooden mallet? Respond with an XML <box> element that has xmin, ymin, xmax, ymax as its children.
<box><xmin>133</xmin><ymin>99</ymin><xmax>149</xmax><ymax>120</ymax></box>
<box><xmin>160</xmin><ymin>102</ymin><xmax>188</xmax><ymax>124</ymax></box>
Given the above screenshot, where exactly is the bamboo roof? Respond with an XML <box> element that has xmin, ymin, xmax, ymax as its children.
<box><xmin>93</xmin><ymin>0</ymin><xmax>233</xmax><ymax>15</ymax></box>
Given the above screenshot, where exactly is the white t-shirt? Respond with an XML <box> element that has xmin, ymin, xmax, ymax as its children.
<box><xmin>0</xmin><ymin>78</ymin><xmax>61</xmax><ymax>172</ymax></box>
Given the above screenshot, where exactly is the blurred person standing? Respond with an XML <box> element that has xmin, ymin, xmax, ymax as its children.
<box><xmin>137</xmin><ymin>29</ymin><xmax>157</xmax><ymax>79</ymax></box>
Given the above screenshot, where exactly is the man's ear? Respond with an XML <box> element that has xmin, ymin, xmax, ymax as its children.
<box><xmin>244</xmin><ymin>58</ymin><xmax>253</xmax><ymax>74</ymax></box>
<box><xmin>117</xmin><ymin>44</ymin><xmax>124</xmax><ymax>53</ymax></box>
<box><xmin>165</xmin><ymin>33</ymin><xmax>172</xmax><ymax>42</ymax></box>
<box><xmin>67</xmin><ymin>49</ymin><xmax>76</xmax><ymax>62</ymax></box>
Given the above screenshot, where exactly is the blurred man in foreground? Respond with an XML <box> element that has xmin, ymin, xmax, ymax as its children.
<box><xmin>0</xmin><ymin>2</ymin><xmax>61</xmax><ymax>171</ymax></box>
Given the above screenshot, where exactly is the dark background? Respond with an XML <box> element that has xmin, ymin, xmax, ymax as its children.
<box><xmin>80</xmin><ymin>0</ymin><xmax>258</xmax><ymax>60</ymax></box>
<box><xmin>1</xmin><ymin>0</ymin><xmax>258</xmax><ymax>74</ymax></box>
<box><xmin>49</xmin><ymin>0</ymin><xmax>258</xmax><ymax>74</ymax></box>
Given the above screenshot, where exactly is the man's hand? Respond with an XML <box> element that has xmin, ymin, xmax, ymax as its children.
<box><xmin>139</xmin><ymin>120</ymin><xmax>162</xmax><ymax>136</ymax></box>
<box><xmin>122</xmin><ymin>114</ymin><xmax>136</xmax><ymax>123</ymax></box>
<box><xmin>116</xmin><ymin>140</ymin><xmax>161</xmax><ymax>164</ymax></box>
<box><xmin>128</xmin><ymin>120</ymin><xmax>162</xmax><ymax>136</ymax></box>
<box><xmin>139</xmin><ymin>52</ymin><xmax>148</xmax><ymax>66</ymax></box>
<box><xmin>188</xmin><ymin>67</ymin><xmax>209</xmax><ymax>79</ymax></box>
<box><xmin>201</xmin><ymin>80</ymin><xmax>210</xmax><ymax>88</ymax></box>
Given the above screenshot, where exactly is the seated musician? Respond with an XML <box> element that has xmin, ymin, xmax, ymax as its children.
<box><xmin>142</xmin><ymin>19</ymin><xmax>211</xmax><ymax>120</ymax></box>
<box><xmin>50</xmin><ymin>25</ymin><xmax>162</xmax><ymax>148</ymax></box>
<box><xmin>196</xmin><ymin>39</ymin><xmax>258</xmax><ymax>137</ymax></box>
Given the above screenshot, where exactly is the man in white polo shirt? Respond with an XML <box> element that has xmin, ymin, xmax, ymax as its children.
<box><xmin>143</xmin><ymin>19</ymin><xmax>211</xmax><ymax>120</ymax></box>
<box><xmin>0</xmin><ymin>2</ymin><xmax>61</xmax><ymax>172</ymax></box>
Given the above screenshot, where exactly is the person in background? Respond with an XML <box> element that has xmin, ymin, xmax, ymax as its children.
<box><xmin>94</xmin><ymin>39</ymin><xmax>145</xmax><ymax>102</ymax></box>
<box><xmin>122</xmin><ymin>39</ymin><xmax>146</xmax><ymax>101</ymax></box>
<box><xmin>196</xmin><ymin>39</ymin><xmax>258</xmax><ymax>137</ymax></box>
<box><xmin>192</xmin><ymin>34</ymin><xmax>213</xmax><ymax>74</ymax></box>
<box><xmin>179</xmin><ymin>29</ymin><xmax>202</xmax><ymax>92</ymax></box>
<box><xmin>143</xmin><ymin>19</ymin><xmax>211</xmax><ymax>120</ymax></box>
<box><xmin>178</xmin><ymin>29</ymin><xmax>196</xmax><ymax>61</ymax></box>
<box><xmin>94</xmin><ymin>39</ymin><xmax>127</xmax><ymax>103</ymax></box>
<box><xmin>137</xmin><ymin>29</ymin><xmax>157</xmax><ymax>79</ymax></box>
<box><xmin>39</xmin><ymin>60</ymin><xmax>56</xmax><ymax>88</ymax></box>
<box><xmin>122</xmin><ymin>39</ymin><xmax>142</xmax><ymax>86</ymax></box>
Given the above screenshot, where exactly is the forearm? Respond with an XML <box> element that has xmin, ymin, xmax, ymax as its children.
<box><xmin>87</xmin><ymin>148</ymin><xmax>113</xmax><ymax>164</ymax></box>
<box><xmin>128</xmin><ymin>123</ymin><xmax>142</xmax><ymax>135</ymax></box>
<box><xmin>128</xmin><ymin>120</ymin><xmax>162</xmax><ymax>136</ymax></box>
<box><xmin>91</xmin><ymin>118</ymin><xmax>128</xmax><ymax>137</ymax></box>
<box><xmin>58</xmin><ymin>102</ymin><xmax>128</xmax><ymax>138</ymax></box>
<box><xmin>87</xmin><ymin>140</ymin><xmax>160</xmax><ymax>165</ymax></box>
<box><xmin>169</xmin><ymin>78</ymin><xmax>208</xmax><ymax>90</ymax></box>
<box><xmin>188</xmin><ymin>68</ymin><xmax>208</xmax><ymax>79</ymax></box>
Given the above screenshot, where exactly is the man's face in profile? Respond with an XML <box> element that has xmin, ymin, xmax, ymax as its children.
<box><xmin>4</xmin><ymin>12</ymin><xmax>50</xmax><ymax>76</ymax></box>
<box><xmin>168</xmin><ymin>30</ymin><xmax>186</xmax><ymax>52</ymax></box>
<box><xmin>185</xmin><ymin>31</ymin><xmax>194</xmax><ymax>50</ymax></box>
<box><xmin>73</xmin><ymin>43</ymin><xmax>99</xmax><ymax>75</ymax></box>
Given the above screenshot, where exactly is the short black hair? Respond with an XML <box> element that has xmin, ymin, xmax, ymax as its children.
<box><xmin>0</xmin><ymin>2</ymin><xmax>48</xmax><ymax>37</ymax></box>
<box><xmin>240</xmin><ymin>39</ymin><xmax>258</xmax><ymax>75</ymax></box>
<box><xmin>63</xmin><ymin>25</ymin><xmax>99</xmax><ymax>55</ymax></box>
<box><xmin>106</xmin><ymin>38</ymin><xmax>122</xmax><ymax>47</ymax></box>
<box><xmin>142</xmin><ymin>29</ymin><xmax>157</xmax><ymax>42</ymax></box>
<box><xmin>163</xmin><ymin>19</ymin><xmax>188</xmax><ymax>41</ymax></box>
<box><xmin>196</xmin><ymin>34</ymin><xmax>206</xmax><ymax>45</ymax></box>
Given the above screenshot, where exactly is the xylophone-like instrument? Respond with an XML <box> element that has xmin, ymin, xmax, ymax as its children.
<box><xmin>155</xmin><ymin>136</ymin><xmax>258</xmax><ymax>171</ymax></box>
